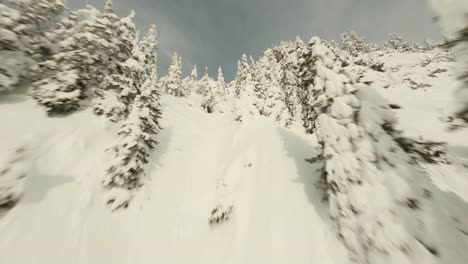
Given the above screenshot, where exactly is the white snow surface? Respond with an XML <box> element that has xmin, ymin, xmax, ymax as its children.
<box><xmin>0</xmin><ymin>94</ymin><xmax>349</xmax><ymax>264</ymax></box>
<box><xmin>1</xmin><ymin>49</ymin><xmax>468</xmax><ymax>263</ymax></box>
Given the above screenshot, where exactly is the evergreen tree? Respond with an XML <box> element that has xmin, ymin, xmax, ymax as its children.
<box><xmin>386</xmin><ymin>33</ymin><xmax>415</xmax><ymax>52</ymax></box>
<box><xmin>93</xmin><ymin>10</ymin><xmax>138</xmax><ymax>121</ymax></box>
<box><xmin>232</xmin><ymin>54</ymin><xmax>259</xmax><ymax>122</ymax></box>
<box><xmin>162</xmin><ymin>52</ymin><xmax>183</xmax><ymax>96</ymax></box>
<box><xmin>280</xmin><ymin>38</ymin><xmax>304</xmax><ymax>126</ymax></box>
<box><xmin>340</xmin><ymin>31</ymin><xmax>375</xmax><ymax>56</ymax></box>
<box><xmin>31</xmin><ymin>5</ymin><xmax>121</xmax><ymax>115</ymax></box>
<box><xmin>303</xmin><ymin>37</ymin><xmax>447</xmax><ymax>263</ymax></box>
<box><xmin>0</xmin><ymin>147</ymin><xmax>31</xmax><ymax>208</ymax></box>
<box><xmin>103</xmin><ymin>26</ymin><xmax>162</xmax><ymax>210</ymax></box>
<box><xmin>251</xmin><ymin>56</ymin><xmax>270</xmax><ymax>115</ymax></box>
<box><xmin>217</xmin><ymin>66</ymin><xmax>227</xmax><ymax>99</ymax></box>
<box><xmin>10</xmin><ymin>0</ymin><xmax>65</xmax><ymax>63</ymax></box>
<box><xmin>198</xmin><ymin>66</ymin><xmax>210</xmax><ymax>95</ymax></box>
<box><xmin>201</xmin><ymin>78</ymin><xmax>217</xmax><ymax>114</ymax></box>
<box><xmin>183</xmin><ymin>65</ymin><xmax>198</xmax><ymax>96</ymax></box>
<box><xmin>429</xmin><ymin>0</ymin><xmax>468</xmax><ymax>129</ymax></box>
<box><xmin>0</xmin><ymin>3</ymin><xmax>26</xmax><ymax>92</ymax></box>
<box><xmin>234</xmin><ymin>54</ymin><xmax>250</xmax><ymax>98</ymax></box>
<box><xmin>263</xmin><ymin>49</ymin><xmax>290</xmax><ymax>126</ymax></box>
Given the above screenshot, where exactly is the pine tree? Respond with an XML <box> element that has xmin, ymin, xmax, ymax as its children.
<box><xmin>262</xmin><ymin>49</ymin><xmax>290</xmax><ymax>126</ymax></box>
<box><xmin>201</xmin><ymin>78</ymin><xmax>217</xmax><ymax>114</ymax></box>
<box><xmin>93</xmin><ymin>10</ymin><xmax>138</xmax><ymax>121</ymax></box>
<box><xmin>0</xmin><ymin>3</ymin><xmax>27</xmax><ymax>92</ymax></box>
<box><xmin>302</xmin><ymin>37</ymin><xmax>447</xmax><ymax>263</ymax></box>
<box><xmin>217</xmin><ymin>66</ymin><xmax>227</xmax><ymax>99</ymax></box>
<box><xmin>103</xmin><ymin>26</ymin><xmax>162</xmax><ymax>210</ymax></box>
<box><xmin>198</xmin><ymin>66</ymin><xmax>210</xmax><ymax>95</ymax></box>
<box><xmin>251</xmin><ymin>56</ymin><xmax>270</xmax><ymax>115</ymax></box>
<box><xmin>162</xmin><ymin>52</ymin><xmax>183</xmax><ymax>96</ymax></box>
<box><xmin>386</xmin><ymin>33</ymin><xmax>415</xmax><ymax>52</ymax></box>
<box><xmin>340</xmin><ymin>31</ymin><xmax>375</xmax><ymax>56</ymax></box>
<box><xmin>232</xmin><ymin>54</ymin><xmax>259</xmax><ymax>122</ymax></box>
<box><xmin>429</xmin><ymin>0</ymin><xmax>468</xmax><ymax>129</ymax></box>
<box><xmin>183</xmin><ymin>65</ymin><xmax>198</xmax><ymax>96</ymax></box>
<box><xmin>280</xmin><ymin>38</ymin><xmax>304</xmax><ymax>126</ymax></box>
<box><xmin>31</xmin><ymin>5</ymin><xmax>120</xmax><ymax>115</ymax></box>
<box><xmin>9</xmin><ymin>0</ymin><xmax>65</xmax><ymax>63</ymax></box>
<box><xmin>234</xmin><ymin>54</ymin><xmax>250</xmax><ymax>98</ymax></box>
<box><xmin>0</xmin><ymin>147</ymin><xmax>31</xmax><ymax>208</ymax></box>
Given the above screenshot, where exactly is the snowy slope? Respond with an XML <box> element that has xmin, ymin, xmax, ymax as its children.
<box><xmin>0</xmin><ymin>94</ymin><xmax>350</xmax><ymax>264</ymax></box>
<box><xmin>1</xmin><ymin>49</ymin><xmax>468</xmax><ymax>263</ymax></box>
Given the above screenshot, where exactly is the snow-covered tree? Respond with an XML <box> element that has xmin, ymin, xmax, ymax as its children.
<box><xmin>201</xmin><ymin>79</ymin><xmax>218</xmax><ymax>114</ymax></box>
<box><xmin>340</xmin><ymin>31</ymin><xmax>375</xmax><ymax>56</ymax></box>
<box><xmin>261</xmin><ymin>49</ymin><xmax>290</xmax><ymax>125</ymax></box>
<box><xmin>0</xmin><ymin>147</ymin><xmax>31</xmax><ymax>208</ymax></box>
<box><xmin>162</xmin><ymin>52</ymin><xmax>183</xmax><ymax>96</ymax></box>
<box><xmin>197</xmin><ymin>66</ymin><xmax>210</xmax><ymax>95</ymax></box>
<box><xmin>182</xmin><ymin>65</ymin><xmax>198</xmax><ymax>96</ymax></box>
<box><xmin>217</xmin><ymin>66</ymin><xmax>227</xmax><ymax>98</ymax></box>
<box><xmin>198</xmin><ymin>67</ymin><xmax>217</xmax><ymax>113</ymax></box>
<box><xmin>232</xmin><ymin>54</ymin><xmax>259</xmax><ymax>122</ymax></box>
<box><xmin>0</xmin><ymin>4</ymin><xmax>27</xmax><ymax>92</ymax></box>
<box><xmin>251</xmin><ymin>57</ymin><xmax>269</xmax><ymax>115</ymax></box>
<box><xmin>234</xmin><ymin>54</ymin><xmax>250</xmax><ymax>99</ymax></box>
<box><xmin>304</xmin><ymin>37</ymin><xmax>445</xmax><ymax>263</ymax></box>
<box><xmin>103</xmin><ymin>26</ymin><xmax>162</xmax><ymax>210</ymax></box>
<box><xmin>31</xmin><ymin>5</ymin><xmax>120</xmax><ymax>115</ymax></box>
<box><xmin>10</xmin><ymin>0</ymin><xmax>65</xmax><ymax>62</ymax></box>
<box><xmin>386</xmin><ymin>33</ymin><xmax>415</xmax><ymax>52</ymax></box>
<box><xmin>280</xmin><ymin>38</ymin><xmax>304</xmax><ymax>125</ymax></box>
<box><xmin>429</xmin><ymin>0</ymin><xmax>468</xmax><ymax>129</ymax></box>
<box><xmin>93</xmin><ymin>10</ymin><xmax>138</xmax><ymax>120</ymax></box>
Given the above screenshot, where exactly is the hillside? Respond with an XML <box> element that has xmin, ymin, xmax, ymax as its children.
<box><xmin>1</xmin><ymin>47</ymin><xmax>468</xmax><ymax>263</ymax></box>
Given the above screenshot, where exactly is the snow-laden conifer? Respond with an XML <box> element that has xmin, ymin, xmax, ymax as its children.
<box><xmin>103</xmin><ymin>26</ymin><xmax>162</xmax><ymax>210</ymax></box>
<box><xmin>306</xmin><ymin>37</ymin><xmax>444</xmax><ymax>263</ymax></box>
<box><xmin>31</xmin><ymin>5</ymin><xmax>119</xmax><ymax>114</ymax></box>
<box><xmin>162</xmin><ymin>52</ymin><xmax>184</xmax><ymax>97</ymax></box>
<box><xmin>429</xmin><ymin>0</ymin><xmax>468</xmax><ymax>129</ymax></box>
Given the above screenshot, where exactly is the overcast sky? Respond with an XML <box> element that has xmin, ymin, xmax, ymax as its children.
<box><xmin>68</xmin><ymin>0</ymin><xmax>441</xmax><ymax>81</ymax></box>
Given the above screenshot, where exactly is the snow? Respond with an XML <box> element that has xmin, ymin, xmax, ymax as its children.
<box><xmin>0</xmin><ymin>94</ymin><xmax>350</xmax><ymax>264</ymax></box>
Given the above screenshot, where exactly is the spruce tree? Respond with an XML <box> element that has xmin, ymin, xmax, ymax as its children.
<box><xmin>0</xmin><ymin>3</ymin><xmax>26</xmax><ymax>92</ymax></box>
<box><xmin>183</xmin><ymin>65</ymin><xmax>198</xmax><ymax>96</ymax></box>
<box><xmin>103</xmin><ymin>26</ymin><xmax>162</xmax><ymax>210</ymax></box>
<box><xmin>162</xmin><ymin>52</ymin><xmax>183</xmax><ymax>96</ymax></box>
<box><xmin>198</xmin><ymin>66</ymin><xmax>210</xmax><ymax>95</ymax></box>
<box><xmin>93</xmin><ymin>10</ymin><xmax>138</xmax><ymax>121</ymax></box>
<box><xmin>340</xmin><ymin>31</ymin><xmax>375</xmax><ymax>57</ymax></box>
<box><xmin>262</xmin><ymin>49</ymin><xmax>290</xmax><ymax>126</ymax></box>
<box><xmin>0</xmin><ymin>147</ymin><xmax>31</xmax><ymax>208</ymax></box>
<box><xmin>386</xmin><ymin>33</ymin><xmax>415</xmax><ymax>52</ymax></box>
<box><xmin>302</xmin><ymin>36</ymin><xmax>447</xmax><ymax>263</ymax></box>
<box><xmin>429</xmin><ymin>0</ymin><xmax>468</xmax><ymax>129</ymax></box>
<box><xmin>234</xmin><ymin>54</ymin><xmax>250</xmax><ymax>99</ymax></box>
<box><xmin>31</xmin><ymin>5</ymin><xmax>120</xmax><ymax>115</ymax></box>
<box><xmin>280</xmin><ymin>38</ymin><xmax>304</xmax><ymax>126</ymax></box>
<box><xmin>232</xmin><ymin>54</ymin><xmax>259</xmax><ymax>122</ymax></box>
<box><xmin>201</xmin><ymin>78</ymin><xmax>217</xmax><ymax>114</ymax></box>
<box><xmin>9</xmin><ymin>0</ymin><xmax>65</xmax><ymax>63</ymax></box>
<box><xmin>217</xmin><ymin>66</ymin><xmax>227</xmax><ymax>99</ymax></box>
<box><xmin>252</xmin><ymin>56</ymin><xmax>270</xmax><ymax>115</ymax></box>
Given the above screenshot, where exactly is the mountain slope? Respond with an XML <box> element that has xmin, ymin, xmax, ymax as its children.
<box><xmin>0</xmin><ymin>95</ymin><xmax>351</xmax><ymax>264</ymax></box>
<box><xmin>1</xmin><ymin>49</ymin><xmax>468</xmax><ymax>264</ymax></box>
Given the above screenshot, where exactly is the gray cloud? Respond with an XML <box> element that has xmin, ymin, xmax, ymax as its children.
<box><xmin>68</xmin><ymin>0</ymin><xmax>440</xmax><ymax>80</ymax></box>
